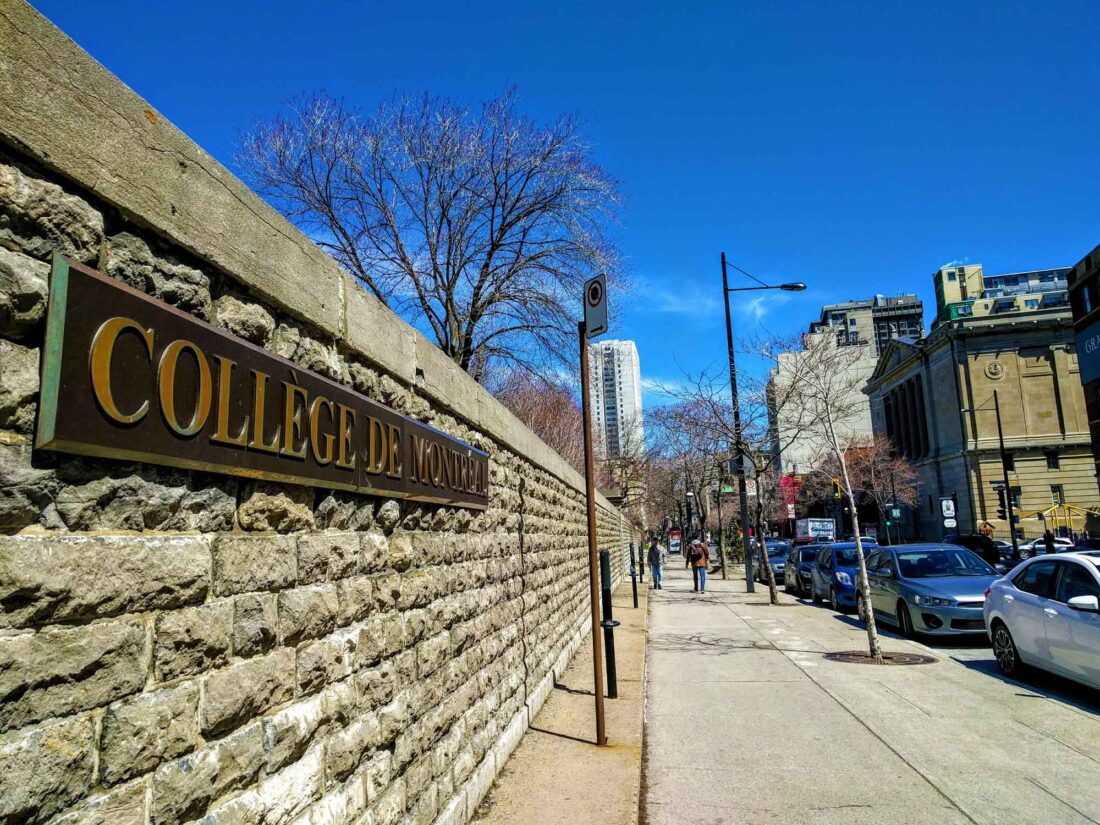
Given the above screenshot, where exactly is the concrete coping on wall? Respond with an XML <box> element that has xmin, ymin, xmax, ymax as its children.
<box><xmin>0</xmin><ymin>1</ymin><xmax>615</xmax><ymax>513</ymax></box>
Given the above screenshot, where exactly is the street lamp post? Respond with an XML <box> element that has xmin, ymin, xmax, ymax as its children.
<box><xmin>720</xmin><ymin>252</ymin><xmax>806</xmax><ymax>594</ymax></box>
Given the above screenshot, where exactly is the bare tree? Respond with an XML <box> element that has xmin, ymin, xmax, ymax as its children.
<box><xmin>239</xmin><ymin>90</ymin><xmax>621</xmax><ymax>382</ymax></box>
<box><xmin>492</xmin><ymin>371</ymin><xmax>585</xmax><ymax>473</ymax></box>
<box><xmin>818</xmin><ymin>436</ymin><xmax>921</xmax><ymax>543</ymax></box>
<box><xmin>763</xmin><ymin>332</ymin><xmax>885</xmax><ymax>660</ymax></box>
<box><xmin>648</xmin><ymin>351</ymin><xmax>813</xmax><ymax>601</ymax></box>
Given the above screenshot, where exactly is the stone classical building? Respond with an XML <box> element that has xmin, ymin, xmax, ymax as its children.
<box><xmin>1068</xmin><ymin>242</ymin><xmax>1100</xmax><ymax>486</ymax></box>
<box><xmin>865</xmin><ymin>305</ymin><xmax>1100</xmax><ymax>541</ymax></box>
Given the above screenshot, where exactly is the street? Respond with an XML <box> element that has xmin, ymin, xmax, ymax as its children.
<box><xmin>643</xmin><ymin>564</ymin><xmax>1100</xmax><ymax>825</ymax></box>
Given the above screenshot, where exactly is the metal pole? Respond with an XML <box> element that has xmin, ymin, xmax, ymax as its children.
<box><xmin>994</xmin><ymin>390</ymin><xmax>1019</xmax><ymax>558</ymax></box>
<box><xmin>717</xmin><ymin>477</ymin><xmax>727</xmax><ymax>579</ymax></box>
<box><xmin>628</xmin><ymin>544</ymin><xmax>639</xmax><ymax>608</ymax></box>
<box><xmin>891</xmin><ymin>471</ymin><xmax>898</xmax><ymax>543</ymax></box>
<box><xmin>722</xmin><ymin>252</ymin><xmax>754</xmax><ymax>593</ymax></box>
<box><xmin>599</xmin><ymin>550</ymin><xmax>619</xmax><ymax>699</ymax></box>
<box><xmin>578</xmin><ymin>321</ymin><xmax>607</xmax><ymax>745</ymax></box>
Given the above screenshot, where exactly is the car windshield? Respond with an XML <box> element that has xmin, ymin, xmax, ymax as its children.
<box><xmin>833</xmin><ymin>548</ymin><xmax>859</xmax><ymax>566</ymax></box>
<box><xmin>768</xmin><ymin>546</ymin><xmax>790</xmax><ymax>558</ymax></box>
<box><xmin>895</xmin><ymin>548</ymin><xmax>993</xmax><ymax>578</ymax></box>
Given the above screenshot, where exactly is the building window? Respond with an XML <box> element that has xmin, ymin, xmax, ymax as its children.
<box><xmin>1011</xmin><ymin>486</ymin><xmax>1022</xmax><ymax>508</ymax></box>
<box><xmin>1025</xmin><ymin>299</ymin><xmax>1039</xmax><ymax>309</ymax></box>
<box><xmin>1046</xmin><ymin>451</ymin><xmax>1060</xmax><ymax>470</ymax></box>
<box><xmin>1051</xmin><ymin>485</ymin><xmax>1065</xmax><ymax>505</ymax></box>
<box><xmin>947</xmin><ymin>272</ymin><xmax>957</xmax><ymax>281</ymax></box>
<box><xmin>1003</xmin><ymin>451</ymin><xmax>1015</xmax><ymax>471</ymax></box>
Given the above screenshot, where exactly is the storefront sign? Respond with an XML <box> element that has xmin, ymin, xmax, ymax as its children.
<box><xmin>1076</xmin><ymin>316</ymin><xmax>1100</xmax><ymax>385</ymax></box>
<box><xmin>36</xmin><ymin>257</ymin><xmax>489</xmax><ymax>509</ymax></box>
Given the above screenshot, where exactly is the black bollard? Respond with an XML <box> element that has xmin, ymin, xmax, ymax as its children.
<box><xmin>599</xmin><ymin>549</ymin><xmax>619</xmax><ymax>699</ymax></box>
<box><xmin>634</xmin><ymin>541</ymin><xmax>644</xmax><ymax>582</ymax></box>
<box><xmin>628</xmin><ymin>545</ymin><xmax>639</xmax><ymax>608</ymax></box>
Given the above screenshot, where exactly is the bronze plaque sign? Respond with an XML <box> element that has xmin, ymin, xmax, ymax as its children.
<box><xmin>37</xmin><ymin>256</ymin><xmax>489</xmax><ymax>509</ymax></box>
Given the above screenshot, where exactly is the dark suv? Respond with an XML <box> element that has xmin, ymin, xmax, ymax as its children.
<box><xmin>944</xmin><ymin>533</ymin><xmax>1002</xmax><ymax>567</ymax></box>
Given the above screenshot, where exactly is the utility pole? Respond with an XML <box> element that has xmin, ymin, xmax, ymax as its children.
<box><xmin>994</xmin><ymin>390</ymin><xmax>1019</xmax><ymax>559</ymax></box>
<box><xmin>578</xmin><ymin>321</ymin><xmax>607</xmax><ymax>746</ymax></box>
<box><xmin>722</xmin><ymin>252</ymin><xmax>755</xmax><ymax>593</ymax></box>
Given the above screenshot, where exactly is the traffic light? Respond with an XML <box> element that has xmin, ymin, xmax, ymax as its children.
<box><xmin>995</xmin><ymin>487</ymin><xmax>1008</xmax><ymax>520</ymax></box>
<box><xmin>832</xmin><ymin>478</ymin><xmax>842</xmax><ymax>499</ymax></box>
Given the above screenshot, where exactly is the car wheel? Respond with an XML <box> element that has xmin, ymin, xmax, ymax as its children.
<box><xmin>857</xmin><ymin>593</ymin><xmax>869</xmax><ymax>623</ymax></box>
<box><xmin>897</xmin><ymin>601</ymin><xmax>916</xmax><ymax>638</ymax></box>
<box><xmin>992</xmin><ymin>621</ymin><xmax>1022</xmax><ymax>677</ymax></box>
<box><xmin>830</xmin><ymin>586</ymin><xmax>844</xmax><ymax>614</ymax></box>
<box><xmin>1018</xmin><ymin>546</ymin><xmax>1032</xmax><ymax>561</ymax></box>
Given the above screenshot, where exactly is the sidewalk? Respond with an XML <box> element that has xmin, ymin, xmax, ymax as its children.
<box><xmin>474</xmin><ymin>578</ymin><xmax>648</xmax><ymax>824</ymax></box>
<box><xmin>644</xmin><ymin>564</ymin><xmax>1100</xmax><ymax>825</ymax></box>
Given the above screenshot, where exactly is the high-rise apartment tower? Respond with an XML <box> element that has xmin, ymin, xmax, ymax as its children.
<box><xmin>588</xmin><ymin>339</ymin><xmax>644</xmax><ymax>459</ymax></box>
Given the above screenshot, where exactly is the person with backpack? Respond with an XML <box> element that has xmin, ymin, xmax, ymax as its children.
<box><xmin>688</xmin><ymin>539</ymin><xmax>709</xmax><ymax>592</ymax></box>
<box><xmin>647</xmin><ymin>537</ymin><xmax>665</xmax><ymax>590</ymax></box>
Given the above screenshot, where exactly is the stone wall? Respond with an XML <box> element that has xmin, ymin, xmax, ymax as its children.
<box><xmin>0</xmin><ymin>3</ymin><xmax>634</xmax><ymax>823</ymax></box>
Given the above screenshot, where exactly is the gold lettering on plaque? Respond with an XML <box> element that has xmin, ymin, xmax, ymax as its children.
<box><xmin>89</xmin><ymin>317</ymin><xmax>154</xmax><ymax>424</ymax></box>
<box><xmin>211</xmin><ymin>356</ymin><xmax>249</xmax><ymax>447</ymax></box>
<box><xmin>248</xmin><ymin>369</ymin><xmax>282</xmax><ymax>454</ymax></box>
<box><xmin>386</xmin><ymin>423</ymin><xmax>402</xmax><ymax>479</ymax></box>
<box><xmin>367</xmin><ymin>416</ymin><xmax>387</xmax><ymax>475</ymax></box>
<box><xmin>158</xmin><ymin>339</ymin><xmax>212</xmax><ymax>437</ymax></box>
<box><xmin>280</xmin><ymin>382</ymin><xmax>309</xmax><ymax>459</ymax></box>
<box><xmin>309</xmin><ymin>396</ymin><xmax>335</xmax><ymax>465</ymax></box>
<box><xmin>336</xmin><ymin>403</ymin><xmax>356</xmax><ymax>470</ymax></box>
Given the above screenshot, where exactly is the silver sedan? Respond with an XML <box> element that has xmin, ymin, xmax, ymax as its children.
<box><xmin>984</xmin><ymin>551</ymin><xmax>1100</xmax><ymax>689</ymax></box>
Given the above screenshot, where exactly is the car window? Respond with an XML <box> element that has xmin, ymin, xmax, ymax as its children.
<box><xmin>865</xmin><ymin>550</ymin><xmax>881</xmax><ymax>571</ymax></box>
<box><xmin>821</xmin><ymin>551</ymin><xmax>833</xmax><ymax>570</ymax></box>
<box><xmin>1054</xmin><ymin>563</ymin><xmax>1100</xmax><ymax>603</ymax></box>
<box><xmin>875</xmin><ymin>552</ymin><xmax>895</xmax><ymax>574</ymax></box>
<box><xmin>799</xmin><ymin>548</ymin><xmax>819</xmax><ymax>563</ymax></box>
<box><xmin>1013</xmin><ymin>561</ymin><xmax>1058</xmax><ymax>597</ymax></box>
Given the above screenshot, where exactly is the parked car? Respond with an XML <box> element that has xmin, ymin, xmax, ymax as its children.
<box><xmin>1073</xmin><ymin>537</ymin><xmax>1100</xmax><ymax>551</ymax></box>
<box><xmin>984</xmin><ymin>551</ymin><xmax>1100</xmax><ymax>689</ymax></box>
<box><xmin>944</xmin><ymin>533</ymin><xmax>1002</xmax><ymax>567</ymax></box>
<box><xmin>1015</xmin><ymin>536</ymin><xmax>1074</xmax><ymax>560</ymax></box>
<box><xmin>856</xmin><ymin>544</ymin><xmax>999</xmax><ymax>637</ymax></box>
<box><xmin>756</xmin><ymin>542</ymin><xmax>793</xmax><ymax>583</ymax></box>
<box><xmin>809</xmin><ymin>542</ymin><xmax>868</xmax><ymax>613</ymax></box>
<box><xmin>784</xmin><ymin>544</ymin><xmax>821</xmax><ymax>597</ymax></box>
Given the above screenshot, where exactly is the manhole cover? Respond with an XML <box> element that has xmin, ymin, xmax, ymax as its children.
<box><xmin>823</xmin><ymin>651</ymin><xmax>937</xmax><ymax>666</ymax></box>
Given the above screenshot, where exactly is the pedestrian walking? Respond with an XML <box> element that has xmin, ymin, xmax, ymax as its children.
<box><xmin>647</xmin><ymin>538</ymin><xmax>665</xmax><ymax>590</ymax></box>
<box><xmin>688</xmin><ymin>539</ymin><xmax>709</xmax><ymax>592</ymax></box>
<box><xmin>1043</xmin><ymin>529</ymin><xmax>1056</xmax><ymax>555</ymax></box>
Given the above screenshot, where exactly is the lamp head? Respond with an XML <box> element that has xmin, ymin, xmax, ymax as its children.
<box><xmin>780</xmin><ymin>282</ymin><xmax>807</xmax><ymax>292</ymax></box>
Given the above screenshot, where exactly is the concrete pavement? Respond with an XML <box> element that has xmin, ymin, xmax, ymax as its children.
<box><xmin>474</xmin><ymin>579</ymin><xmax>648</xmax><ymax>824</ymax></box>
<box><xmin>644</xmin><ymin>563</ymin><xmax>1100</xmax><ymax>825</ymax></box>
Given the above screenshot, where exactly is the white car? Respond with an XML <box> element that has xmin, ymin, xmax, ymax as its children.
<box><xmin>1015</xmin><ymin>536</ymin><xmax>1074</xmax><ymax>560</ymax></box>
<box><xmin>984</xmin><ymin>551</ymin><xmax>1100</xmax><ymax>689</ymax></box>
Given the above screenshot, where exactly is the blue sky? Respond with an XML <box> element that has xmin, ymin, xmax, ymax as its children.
<box><xmin>35</xmin><ymin>0</ymin><xmax>1100</xmax><ymax>409</ymax></box>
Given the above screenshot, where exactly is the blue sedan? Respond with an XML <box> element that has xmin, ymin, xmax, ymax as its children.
<box><xmin>809</xmin><ymin>542</ymin><xmax>871</xmax><ymax>613</ymax></box>
<box><xmin>858</xmin><ymin>544</ymin><xmax>999</xmax><ymax>637</ymax></box>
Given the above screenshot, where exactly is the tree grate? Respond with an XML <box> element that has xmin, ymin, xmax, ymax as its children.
<box><xmin>823</xmin><ymin>650</ymin><xmax>937</xmax><ymax>666</ymax></box>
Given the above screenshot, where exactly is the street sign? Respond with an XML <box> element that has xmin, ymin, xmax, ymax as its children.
<box><xmin>787</xmin><ymin>503</ymin><xmax>796</xmax><ymax>518</ymax></box>
<box><xmin>744</xmin><ymin>478</ymin><xmax>757</xmax><ymax>497</ymax></box>
<box><xmin>890</xmin><ymin>507</ymin><xmax>902</xmax><ymax>519</ymax></box>
<box><xmin>584</xmin><ymin>274</ymin><xmax>608</xmax><ymax>339</ymax></box>
<box><xmin>939</xmin><ymin>497</ymin><xmax>956</xmax><ymax>519</ymax></box>
<box><xmin>943</xmin><ymin>517</ymin><xmax>957</xmax><ymax>529</ymax></box>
